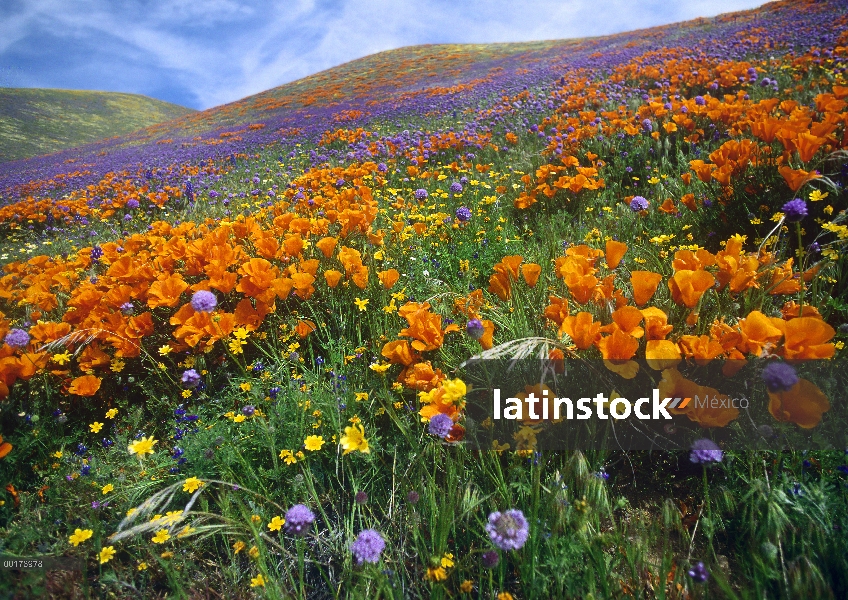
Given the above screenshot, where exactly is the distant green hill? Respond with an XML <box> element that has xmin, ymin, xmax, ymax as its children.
<box><xmin>0</xmin><ymin>88</ymin><xmax>195</xmax><ymax>162</ymax></box>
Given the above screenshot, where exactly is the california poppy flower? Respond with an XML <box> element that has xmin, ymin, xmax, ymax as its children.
<box><xmin>605</xmin><ymin>240</ymin><xmax>627</xmax><ymax>269</ymax></box>
<box><xmin>668</xmin><ymin>270</ymin><xmax>715</xmax><ymax>308</ymax></box>
<box><xmin>323</xmin><ymin>270</ymin><xmax>343</xmax><ymax>288</ymax></box>
<box><xmin>377</xmin><ymin>269</ymin><xmax>400</xmax><ymax>289</ymax></box>
<box><xmin>782</xmin><ymin>317</ymin><xmax>835</xmax><ymax>359</ymax></box>
<box><xmin>631</xmin><ymin>271</ymin><xmax>663</xmax><ymax>306</ymax></box>
<box><xmin>68</xmin><ymin>374</ymin><xmax>101</xmax><ymax>396</ymax></box>
<box><xmin>768</xmin><ymin>379</ymin><xmax>829</xmax><ymax>428</ymax></box>
<box><xmin>561</xmin><ymin>312</ymin><xmax>601</xmax><ymax>350</ymax></box>
<box><xmin>315</xmin><ymin>237</ymin><xmax>337</xmax><ymax>259</ymax></box>
<box><xmin>521</xmin><ymin>263</ymin><xmax>542</xmax><ymax>288</ymax></box>
<box><xmin>0</xmin><ymin>435</ymin><xmax>11</xmax><ymax>459</ymax></box>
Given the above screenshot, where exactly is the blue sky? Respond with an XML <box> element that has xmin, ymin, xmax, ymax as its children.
<box><xmin>0</xmin><ymin>0</ymin><xmax>767</xmax><ymax>110</ymax></box>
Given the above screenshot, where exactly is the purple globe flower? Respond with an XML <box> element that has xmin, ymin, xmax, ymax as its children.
<box><xmin>242</xmin><ymin>405</ymin><xmax>256</xmax><ymax>417</ymax></box>
<box><xmin>406</xmin><ymin>491</ymin><xmax>420</xmax><ymax>504</ymax></box>
<box><xmin>762</xmin><ymin>362</ymin><xmax>798</xmax><ymax>393</ymax></box>
<box><xmin>120</xmin><ymin>302</ymin><xmax>134</xmax><ymax>316</ymax></box>
<box><xmin>641</xmin><ymin>118</ymin><xmax>653</xmax><ymax>132</ymax></box>
<box><xmin>428</xmin><ymin>413</ymin><xmax>454</xmax><ymax>439</ymax></box>
<box><xmin>466</xmin><ymin>318</ymin><xmax>485</xmax><ymax>340</ymax></box>
<box><xmin>455</xmin><ymin>206</ymin><xmax>472</xmax><ymax>222</ymax></box>
<box><xmin>449</xmin><ymin>182</ymin><xmax>463</xmax><ymax>194</ymax></box>
<box><xmin>690</xmin><ymin>439</ymin><xmax>723</xmax><ymax>464</ymax></box>
<box><xmin>782</xmin><ymin>198</ymin><xmax>808</xmax><ymax>222</ymax></box>
<box><xmin>481</xmin><ymin>550</ymin><xmax>500</xmax><ymax>569</ymax></box>
<box><xmin>688</xmin><ymin>561</ymin><xmax>709</xmax><ymax>583</ymax></box>
<box><xmin>284</xmin><ymin>504</ymin><xmax>316</xmax><ymax>536</ymax></box>
<box><xmin>414</xmin><ymin>188</ymin><xmax>428</xmax><ymax>200</ymax></box>
<box><xmin>377</xmin><ymin>162</ymin><xmax>388</xmax><ymax>173</ymax></box>
<box><xmin>486</xmin><ymin>509</ymin><xmax>529</xmax><ymax>551</ymax></box>
<box><xmin>351</xmin><ymin>529</ymin><xmax>386</xmax><ymax>564</ymax></box>
<box><xmin>90</xmin><ymin>245</ymin><xmax>103</xmax><ymax>261</ymax></box>
<box><xmin>126</xmin><ymin>199</ymin><xmax>140</xmax><ymax>209</ymax></box>
<box><xmin>695</xmin><ymin>95</ymin><xmax>706</xmax><ymax>106</ymax></box>
<box><xmin>354</xmin><ymin>491</ymin><xmax>368</xmax><ymax>505</ymax></box>
<box><xmin>4</xmin><ymin>328</ymin><xmax>30</xmax><ymax>349</ymax></box>
<box><xmin>629</xmin><ymin>196</ymin><xmax>649</xmax><ymax>212</ymax></box>
<box><xmin>181</xmin><ymin>369</ymin><xmax>201</xmax><ymax>388</ymax></box>
<box><xmin>191</xmin><ymin>290</ymin><xmax>217</xmax><ymax>313</ymax></box>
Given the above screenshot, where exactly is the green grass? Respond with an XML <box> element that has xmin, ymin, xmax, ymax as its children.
<box><xmin>0</xmin><ymin>88</ymin><xmax>195</xmax><ymax>162</ymax></box>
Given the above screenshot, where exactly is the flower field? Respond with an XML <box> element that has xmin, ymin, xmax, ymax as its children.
<box><xmin>1</xmin><ymin>0</ymin><xmax>848</xmax><ymax>597</ymax></box>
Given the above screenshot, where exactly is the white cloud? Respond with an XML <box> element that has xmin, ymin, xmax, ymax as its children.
<box><xmin>0</xmin><ymin>0</ymin><xmax>768</xmax><ymax>109</ymax></box>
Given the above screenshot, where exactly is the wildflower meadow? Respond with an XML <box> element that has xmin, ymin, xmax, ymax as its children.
<box><xmin>1</xmin><ymin>0</ymin><xmax>848</xmax><ymax>597</ymax></box>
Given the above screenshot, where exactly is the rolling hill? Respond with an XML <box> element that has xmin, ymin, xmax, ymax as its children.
<box><xmin>0</xmin><ymin>88</ymin><xmax>195</xmax><ymax>163</ymax></box>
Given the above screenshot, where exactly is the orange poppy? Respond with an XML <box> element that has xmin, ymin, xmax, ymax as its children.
<box><xmin>479</xmin><ymin>319</ymin><xmax>495</xmax><ymax>350</ymax></box>
<box><xmin>295</xmin><ymin>319</ymin><xmax>317</xmax><ymax>339</ymax></box>
<box><xmin>315</xmin><ymin>237</ymin><xmax>337</xmax><ymax>259</ymax></box>
<box><xmin>381</xmin><ymin>340</ymin><xmax>417</xmax><ymax>366</ymax></box>
<box><xmin>782</xmin><ymin>317</ymin><xmax>835</xmax><ymax>359</ymax></box>
<box><xmin>658</xmin><ymin>198</ymin><xmax>677</xmax><ymax>214</ymax></box>
<box><xmin>605</xmin><ymin>241</ymin><xmax>627</xmax><ymax>269</ymax></box>
<box><xmin>544</xmin><ymin>295</ymin><xmax>570</xmax><ymax>330</ymax></box>
<box><xmin>794</xmin><ymin>132</ymin><xmax>825</xmax><ymax>163</ymax></box>
<box><xmin>147</xmin><ymin>274</ymin><xmax>188</xmax><ymax>308</ymax></box>
<box><xmin>678</xmin><ymin>335</ymin><xmax>725</xmax><ymax>364</ymax></box>
<box><xmin>401</xmin><ymin>361</ymin><xmax>445</xmax><ymax>392</ymax></box>
<box><xmin>631</xmin><ymin>271</ymin><xmax>663</xmax><ymax>306</ymax></box>
<box><xmin>0</xmin><ymin>435</ymin><xmax>11</xmax><ymax>459</ymax></box>
<box><xmin>561</xmin><ymin>312</ymin><xmax>601</xmax><ymax>350</ymax></box>
<box><xmin>521</xmin><ymin>263</ymin><xmax>542</xmax><ymax>287</ymax></box>
<box><xmin>641</xmin><ymin>307</ymin><xmax>673</xmax><ymax>340</ymax></box>
<box><xmin>768</xmin><ymin>379</ymin><xmax>829</xmax><ymax>428</ymax></box>
<box><xmin>668</xmin><ymin>270</ymin><xmax>715</xmax><ymax>308</ymax></box>
<box><xmin>68</xmin><ymin>374</ymin><xmax>101</xmax><ymax>396</ymax></box>
<box><xmin>377</xmin><ymin>269</ymin><xmax>400</xmax><ymax>289</ymax></box>
<box><xmin>778</xmin><ymin>166</ymin><xmax>819</xmax><ymax>192</ymax></box>
<box><xmin>737</xmin><ymin>311</ymin><xmax>783</xmax><ymax>356</ymax></box>
<box><xmin>645</xmin><ymin>340</ymin><xmax>681</xmax><ymax>371</ymax></box>
<box><xmin>488</xmin><ymin>272</ymin><xmax>512</xmax><ymax>301</ymax></box>
<box><xmin>324</xmin><ymin>270</ymin><xmax>343</xmax><ymax>288</ymax></box>
<box><xmin>596</xmin><ymin>327</ymin><xmax>639</xmax><ymax>361</ymax></box>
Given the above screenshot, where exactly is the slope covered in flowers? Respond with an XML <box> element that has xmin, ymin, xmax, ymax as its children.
<box><xmin>0</xmin><ymin>0</ymin><xmax>847</xmax><ymax>597</ymax></box>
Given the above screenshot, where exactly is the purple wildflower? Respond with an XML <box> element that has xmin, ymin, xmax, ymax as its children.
<box><xmin>181</xmin><ymin>369</ymin><xmax>201</xmax><ymax>389</ymax></box>
<box><xmin>284</xmin><ymin>504</ymin><xmax>316</xmax><ymax>536</ymax></box>
<box><xmin>481</xmin><ymin>550</ymin><xmax>500</xmax><ymax>569</ymax></box>
<box><xmin>126</xmin><ymin>199</ymin><xmax>139</xmax><ymax>209</ymax></box>
<box><xmin>449</xmin><ymin>182</ymin><xmax>463</xmax><ymax>194</ymax></box>
<box><xmin>242</xmin><ymin>405</ymin><xmax>256</xmax><ymax>417</ymax></box>
<box><xmin>351</xmin><ymin>529</ymin><xmax>386</xmax><ymax>564</ymax></box>
<box><xmin>486</xmin><ymin>509</ymin><xmax>529</xmax><ymax>551</ymax></box>
<box><xmin>406</xmin><ymin>491</ymin><xmax>420</xmax><ymax>504</ymax></box>
<box><xmin>690</xmin><ymin>439</ymin><xmax>723</xmax><ymax>464</ymax></box>
<box><xmin>466</xmin><ymin>318</ymin><xmax>485</xmax><ymax>340</ymax></box>
<box><xmin>428</xmin><ymin>413</ymin><xmax>454</xmax><ymax>439</ymax></box>
<box><xmin>629</xmin><ymin>196</ymin><xmax>649</xmax><ymax>212</ymax></box>
<box><xmin>354</xmin><ymin>491</ymin><xmax>368</xmax><ymax>505</ymax></box>
<box><xmin>782</xmin><ymin>198</ymin><xmax>808</xmax><ymax>222</ymax></box>
<box><xmin>191</xmin><ymin>290</ymin><xmax>217</xmax><ymax>313</ymax></box>
<box><xmin>762</xmin><ymin>362</ymin><xmax>798</xmax><ymax>393</ymax></box>
<box><xmin>414</xmin><ymin>188</ymin><xmax>428</xmax><ymax>200</ymax></box>
<box><xmin>688</xmin><ymin>561</ymin><xmax>709</xmax><ymax>583</ymax></box>
<box><xmin>4</xmin><ymin>328</ymin><xmax>30</xmax><ymax>349</ymax></box>
<box><xmin>455</xmin><ymin>206</ymin><xmax>472</xmax><ymax>222</ymax></box>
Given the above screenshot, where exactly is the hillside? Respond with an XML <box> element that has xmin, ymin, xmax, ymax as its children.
<box><xmin>0</xmin><ymin>88</ymin><xmax>195</xmax><ymax>163</ymax></box>
<box><xmin>0</xmin><ymin>0</ymin><xmax>847</xmax><ymax>597</ymax></box>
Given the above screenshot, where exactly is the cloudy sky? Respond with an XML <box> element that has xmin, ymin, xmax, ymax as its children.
<box><xmin>0</xmin><ymin>0</ymin><xmax>766</xmax><ymax>111</ymax></box>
